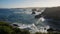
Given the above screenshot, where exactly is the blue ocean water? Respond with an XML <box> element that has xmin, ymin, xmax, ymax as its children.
<box><xmin>0</xmin><ymin>8</ymin><xmax>36</xmax><ymax>24</ymax></box>
<box><xmin>0</xmin><ymin>8</ymin><xmax>60</xmax><ymax>32</ymax></box>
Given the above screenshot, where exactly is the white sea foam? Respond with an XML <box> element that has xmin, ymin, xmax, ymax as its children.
<box><xmin>11</xmin><ymin>8</ymin><xmax>50</xmax><ymax>33</ymax></box>
<box><xmin>11</xmin><ymin>23</ymin><xmax>50</xmax><ymax>33</ymax></box>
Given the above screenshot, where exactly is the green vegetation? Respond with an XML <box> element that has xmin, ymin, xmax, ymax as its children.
<box><xmin>0</xmin><ymin>22</ymin><xmax>30</xmax><ymax>34</ymax></box>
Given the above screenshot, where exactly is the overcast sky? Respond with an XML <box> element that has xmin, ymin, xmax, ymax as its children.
<box><xmin>0</xmin><ymin>0</ymin><xmax>60</xmax><ymax>8</ymax></box>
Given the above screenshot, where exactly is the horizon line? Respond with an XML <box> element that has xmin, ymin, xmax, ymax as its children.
<box><xmin>0</xmin><ymin>6</ymin><xmax>60</xmax><ymax>9</ymax></box>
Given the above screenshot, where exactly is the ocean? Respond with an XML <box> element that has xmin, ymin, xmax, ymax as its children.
<box><xmin>0</xmin><ymin>8</ymin><xmax>60</xmax><ymax>33</ymax></box>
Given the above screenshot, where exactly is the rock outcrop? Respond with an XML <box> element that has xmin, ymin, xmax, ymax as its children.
<box><xmin>43</xmin><ymin>7</ymin><xmax>60</xmax><ymax>20</ymax></box>
<box><xmin>35</xmin><ymin>7</ymin><xmax>60</xmax><ymax>20</ymax></box>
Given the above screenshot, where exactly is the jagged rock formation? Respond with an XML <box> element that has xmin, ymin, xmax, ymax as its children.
<box><xmin>32</xmin><ymin>11</ymin><xmax>36</xmax><ymax>14</ymax></box>
<box><xmin>35</xmin><ymin>14</ymin><xmax>42</xmax><ymax>18</ymax></box>
<box><xmin>42</xmin><ymin>7</ymin><xmax>60</xmax><ymax>20</ymax></box>
<box><xmin>35</xmin><ymin>7</ymin><xmax>60</xmax><ymax>20</ymax></box>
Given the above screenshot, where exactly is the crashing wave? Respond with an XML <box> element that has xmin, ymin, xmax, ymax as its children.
<box><xmin>11</xmin><ymin>22</ymin><xmax>50</xmax><ymax>33</ymax></box>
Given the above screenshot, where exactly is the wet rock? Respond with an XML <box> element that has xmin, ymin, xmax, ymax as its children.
<box><xmin>32</xmin><ymin>8</ymin><xmax>37</xmax><ymax>11</ymax></box>
<box><xmin>32</xmin><ymin>11</ymin><xmax>35</xmax><ymax>14</ymax></box>
<box><xmin>35</xmin><ymin>14</ymin><xmax>41</xmax><ymax>19</ymax></box>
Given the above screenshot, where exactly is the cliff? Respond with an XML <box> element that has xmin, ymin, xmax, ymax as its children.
<box><xmin>35</xmin><ymin>7</ymin><xmax>60</xmax><ymax>20</ymax></box>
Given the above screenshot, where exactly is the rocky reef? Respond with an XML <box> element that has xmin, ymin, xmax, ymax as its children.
<box><xmin>35</xmin><ymin>7</ymin><xmax>60</xmax><ymax>20</ymax></box>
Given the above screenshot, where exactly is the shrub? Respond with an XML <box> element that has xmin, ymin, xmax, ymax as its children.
<box><xmin>0</xmin><ymin>22</ymin><xmax>30</xmax><ymax>34</ymax></box>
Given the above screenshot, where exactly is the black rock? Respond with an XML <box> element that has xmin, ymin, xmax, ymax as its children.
<box><xmin>32</xmin><ymin>11</ymin><xmax>35</xmax><ymax>14</ymax></box>
<box><xmin>35</xmin><ymin>14</ymin><xmax>41</xmax><ymax>19</ymax></box>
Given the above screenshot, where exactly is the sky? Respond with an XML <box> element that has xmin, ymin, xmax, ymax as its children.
<box><xmin>0</xmin><ymin>0</ymin><xmax>60</xmax><ymax>8</ymax></box>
